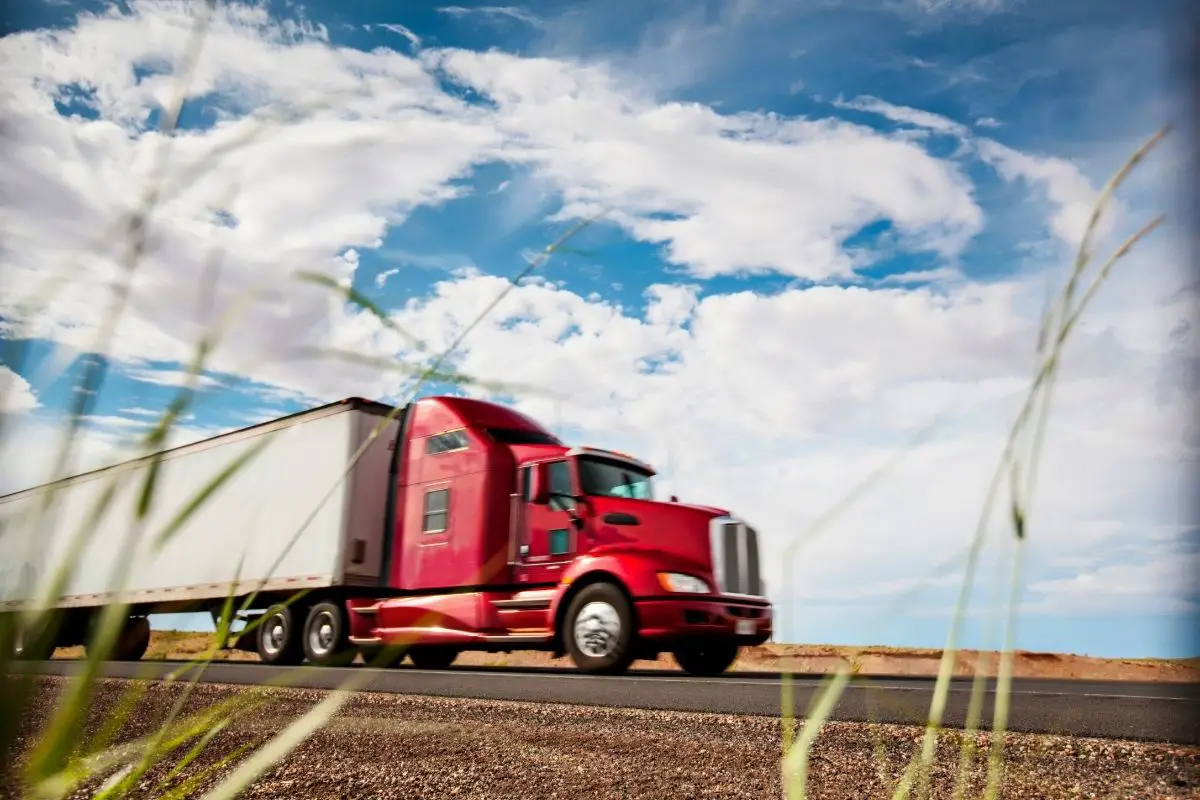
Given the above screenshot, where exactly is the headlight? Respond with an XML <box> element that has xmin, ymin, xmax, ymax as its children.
<box><xmin>657</xmin><ymin>572</ymin><xmax>711</xmax><ymax>594</ymax></box>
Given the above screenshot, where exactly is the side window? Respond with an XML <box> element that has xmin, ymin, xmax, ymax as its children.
<box><xmin>520</xmin><ymin>466</ymin><xmax>532</xmax><ymax>501</ymax></box>
<box><xmin>549</xmin><ymin>528</ymin><xmax>570</xmax><ymax>556</ymax></box>
<box><xmin>548</xmin><ymin>461</ymin><xmax>574</xmax><ymax>510</ymax></box>
<box><xmin>423</xmin><ymin>488</ymin><xmax>449</xmax><ymax>533</ymax></box>
<box><xmin>427</xmin><ymin>430</ymin><xmax>469</xmax><ymax>455</ymax></box>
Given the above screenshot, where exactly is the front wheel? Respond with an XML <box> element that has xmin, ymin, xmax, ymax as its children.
<box><xmin>359</xmin><ymin>644</ymin><xmax>405</xmax><ymax>668</ymax></box>
<box><xmin>563</xmin><ymin>582</ymin><xmax>636</xmax><ymax>675</ymax></box>
<box><xmin>408</xmin><ymin>645</ymin><xmax>459</xmax><ymax>669</ymax></box>
<box><xmin>671</xmin><ymin>640</ymin><xmax>740</xmax><ymax>676</ymax></box>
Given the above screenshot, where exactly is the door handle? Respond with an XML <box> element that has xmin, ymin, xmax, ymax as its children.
<box><xmin>518</xmin><ymin>544</ymin><xmax>530</xmax><ymax>556</ymax></box>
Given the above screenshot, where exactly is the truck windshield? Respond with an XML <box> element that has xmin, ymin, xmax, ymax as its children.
<box><xmin>577</xmin><ymin>457</ymin><xmax>654</xmax><ymax>500</ymax></box>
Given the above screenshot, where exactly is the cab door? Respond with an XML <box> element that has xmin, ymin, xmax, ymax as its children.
<box><xmin>515</xmin><ymin>459</ymin><xmax>578</xmax><ymax>586</ymax></box>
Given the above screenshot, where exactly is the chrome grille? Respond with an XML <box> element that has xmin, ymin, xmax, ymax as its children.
<box><xmin>708</xmin><ymin>518</ymin><xmax>764</xmax><ymax>597</ymax></box>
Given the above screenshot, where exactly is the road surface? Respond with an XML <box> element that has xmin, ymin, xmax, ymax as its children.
<box><xmin>14</xmin><ymin>660</ymin><xmax>1200</xmax><ymax>745</ymax></box>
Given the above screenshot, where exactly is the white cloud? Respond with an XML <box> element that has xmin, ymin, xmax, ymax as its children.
<box><xmin>122</xmin><ymin>367</ymin><xmax>226</xmax><ymax>390</ymax></box>
<box><xmin>0</xmin><ymin>411</ymin><xmax>136</xmax><ymax>496</ymax></box>
<box><xmin>0</xmin><ymin>0</ymin><xmax>993</xmax><ymax>401</ymax></box>
<box><xmin>436</xmin><ymin>6</ymin><xmax>543</xmax><ymax>28</ymax></box>
<box><xmin>375</xmin><ymin>268</ymin><xmax>400</xmax><ymax>288</ymax></box>
<box><xmin>833</xmin><ymin>94</ymin><xmax>971</xmax><ymax>138</ymax></box>
<box><xmin>120</xmin><ymin>406</ymin><xmax>166</xmax><ymax>418</ymax></box>
<box><xmin>828</xmin><ymin>95</ymin><xmax>1114</xmax><ymax>252</ymax></box>
<box><xmin>0</xmin><ymin>0</ymin><xmax>502</xmax><ymax>401</ymax></box>
<box><xmin>975</xmin><ymin>116</ymin><xmax>1001</xmax><ymax>129</ymax></box>
<box><xmin>0</xmin><ymin>1</ymin><xmax>1194</xmax><ymax>636</ymax></box>
<box><xmin>431</xmin><ymin>49</ymin><xmax>985</xmax><ymax>279</ymax></box>
<box><xmin>974</xmin><ymin>138</ymin><xmax>1104</xmax><ymax>249</ymax></box>
<box><xmin>0</xmin><ymin>410</ymin><xmax>231</xmax><ymax>496</ymax></box>
<box><xmin>912</xmin><ymin>0</ymin><xmax>1017</xmax><ymax>12</ymax></box>
<box><xmin>1023</xmin><ymin>550</ymin><xmax>1200</xmax><ymax>616</ymax></box>
<box><xmin>378</xmin><ymin>23</ymin><xmax>421</xmax><ymax>48</ymax></box>
<box><xmin>0</xmin><ymin>367</ymin><xmax>39</xmax><ymax>414</ymax></box>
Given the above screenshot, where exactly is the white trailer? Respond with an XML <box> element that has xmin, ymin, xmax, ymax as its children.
<box><xmin>0</xmin><ymin>398</ymin><xmax>399</xmax><ymax>659</ymax></box>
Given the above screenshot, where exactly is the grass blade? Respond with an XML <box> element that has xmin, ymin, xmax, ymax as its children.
<box><xmin>782</xmin><ymin>666</ymin><xmax>852</xmax><ymax>800</ymax></box>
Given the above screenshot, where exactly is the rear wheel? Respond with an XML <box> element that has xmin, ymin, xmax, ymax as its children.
<box><xmin>563</xmin><ymin>582</ymin><xmax>636</xmax><ymax>675</ymax></box>
<box><xmin>671</xmin><ymin>640</ymin><xmax>740</xmax><ymax>676</ymax></box>
<box><xmin>109</xmin><ymin>617</ymin><xmax>151</xmax><ymax>661</ymax></box>
<box><xmin>257</xmin><ymin>604</ymin><xmax>304</xmax><ymax>666</ymax></box>
<box><xmin>302</xmin><ymin>602</ymin><xmax>356</xmax><ymax>666</ymax></box>
<box><xmin>11</xmin><ymin>618</ymin><xmax>56</xmax><ymax>661</ymax></box>
<box><xmin>408</xmin><ymin>645</ymin><xmax>459</xmax><ymax>669</ymax></box>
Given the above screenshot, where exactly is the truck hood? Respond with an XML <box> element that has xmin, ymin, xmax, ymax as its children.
<box><xmin>667</xmin><ymin>501</ymin><xmax>731</xmax><ymax>518</ymax></box>
<box><xmin>585</xmin><ymin>495</ymin><xmax>725</xmax><ymax>576</ymax></box>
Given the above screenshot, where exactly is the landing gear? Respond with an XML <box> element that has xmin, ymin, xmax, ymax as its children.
<box><xmin>301</xmin><ymin>602</ymin><xmax>355</xmax><ymax>666</ymax></box>
<box><xmin>563</xmin><ymin>583</ymin><xmax>637</xmax><ymax>675</ymax></box>
<box><xmin>671</xmin><ymin>640</ymin><xmax>740</xmax><ymax>676</ymax></box>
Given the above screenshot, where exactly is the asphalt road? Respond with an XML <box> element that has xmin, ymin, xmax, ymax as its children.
<box><xmin>15</xmin><ymin>660</ymin><xmax>1200</xmax><ymax>745</ymax></box>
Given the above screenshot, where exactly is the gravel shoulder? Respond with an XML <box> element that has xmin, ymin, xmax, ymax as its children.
<box><xmin>3</xmin><ymin>676</ymin><xmax>1199</xmax><ymax>799</ymax></box>
<box><xmin>52</xmin><ymin>632</ymin><xmax>1200</xmax><ymax>683</ymax></box>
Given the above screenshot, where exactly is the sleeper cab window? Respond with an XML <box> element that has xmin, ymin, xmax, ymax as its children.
<box><xmin>423</xmin><ymin>487</ymin><xmax>449</xmax><ymax>533</ymax></box>
<box><xmin>426</xmin><ymin>429</ymin><xmax>470</xmax><ymax>455</ymax></box>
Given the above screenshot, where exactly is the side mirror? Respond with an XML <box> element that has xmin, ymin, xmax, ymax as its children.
<box><xmin>528</xmin><ymin>463</ymin><xmax>550</xmax><ymax>505</ymax></box>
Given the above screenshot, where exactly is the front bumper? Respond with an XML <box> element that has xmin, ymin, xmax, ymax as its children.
<box><xmin>635</xmin><ymin>595</ymin><xmax>773</xmax><ymax>645</ymax></box>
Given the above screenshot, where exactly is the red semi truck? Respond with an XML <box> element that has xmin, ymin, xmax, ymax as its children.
<box><xmin>0</xmin><ymin>395</ymin><xmax>772</xmax><ymax>676</ymax></box>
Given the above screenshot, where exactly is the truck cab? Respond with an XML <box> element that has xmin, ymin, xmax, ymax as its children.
<box><xmin>344</xmin><ymin>396</ymin><xmax>772</xmax><ymax>676</ymax></box>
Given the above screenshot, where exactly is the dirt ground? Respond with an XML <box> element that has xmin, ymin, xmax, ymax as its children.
<box><xmin>3</xmin><ymin>677</ymin><xmax>1198</xmax><ymax>800</ymax></box>
<box><xmin>52</xmin><ymin>630</ymin><xmax>1200</xmax><ymax>682</ymax></box>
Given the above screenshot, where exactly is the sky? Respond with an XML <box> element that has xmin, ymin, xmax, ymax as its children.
<box><xmin>0</xmin><ymin>0</ymin><xmax>1197</xmax><ymax>659</ymax></box>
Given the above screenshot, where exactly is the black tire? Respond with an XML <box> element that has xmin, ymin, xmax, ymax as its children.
<box><xmin>11</xmin><ymin>617</ymin><xmax>56</xmax><ymax>661</ymax></box>
<box><xmin>110</xmin><ymin>617</ymin><xmax>151</xmax><ymax>661</ymax></box>
<box><xmin>563</xmin><ymin>582</ymin><xmax>637</xmax><ymax>675</ymax></box>
<box><xmin>408</xmin><ymin>645</ymin><xmax>459</xmax><ymax>669</ymax></box>
<box><xmin>302</xmin><ymin>602</ymin><xmax>356</xmax><ymax>666</ymax></box>
<box><xmin>256</xmin><ymin>604</ymin><xmax>304</xmax><ymax>666</ymax></box>
<box><xmin>359</xmin><ymin>644</ymin><xmax>406</xmax><ymax>668</ymax></box>
<box><xmin>671</xmin><ymin>640</ymin><xmax>740</xmax><ymax>676</ymax></box>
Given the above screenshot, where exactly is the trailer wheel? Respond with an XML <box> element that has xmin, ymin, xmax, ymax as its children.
<box><xmin>408</xmin><ymin>646</ymin><xmax>459</xmax><ymax>669</ymax></box>
<box><xmin>302</xmin><ymin>602</ymin><xmax>356</xmax><ymax>667</ymax></box>
<box><xmin>563</xmin><ymin>582</ymin><xmax>636</xmax><ymax>675</ymax></box>
<box><xmin>109</xmin><ymin>617</ymin><xmax>151</xmax><ymax>661</ymax></box>
<box><xmin>257</xmin><ymin>605</ymin><xmax>304</xmax><ymax>666</ymax></box>
<box><xmin>671</xmin><ymin>640</ymin><xmax>739</xmax><ymax>676</ymax></box>
<box><xmin>11</xmin><ymin>618</ymin><xmax>56</xmax><ymax>661</ymax></box>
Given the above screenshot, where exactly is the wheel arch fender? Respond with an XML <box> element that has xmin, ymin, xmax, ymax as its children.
<box><xmin>550</xmin><ymin>554</ymin><xmax>660</xmax><ymax>656</ymax></box>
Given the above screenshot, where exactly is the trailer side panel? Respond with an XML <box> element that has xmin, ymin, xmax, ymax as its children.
<box><xmin>0</xmin><ymin>406</ymin><xmax>387</xmax><ymax>610</ymax></box>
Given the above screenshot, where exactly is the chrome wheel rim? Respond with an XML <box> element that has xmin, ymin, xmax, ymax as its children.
<box><xmin>573</xmin><ymin>600</ymin><xmax>621</xmax><ymax>658</ymax></box>
<box><xmin>308</xmin><ymin>610</ymin><xmax>337</xmax><ymax>656</ymax></box>
<box><xmin>262</xmin><ymin>615</ymin><xmax>286</xmax><ymax>656</ymax></box>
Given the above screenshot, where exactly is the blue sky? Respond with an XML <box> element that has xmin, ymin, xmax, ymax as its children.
<box><xmin>0</xmin><ymin>0</ymin><xmax>1197</xmax><ymax>659</ymax></box>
